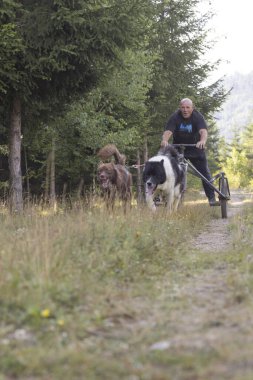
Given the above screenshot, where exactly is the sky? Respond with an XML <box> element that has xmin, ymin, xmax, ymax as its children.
<box><xmin>198</xmin><ymin>0</ymin><xmax>253</xmax><ymax>81</ymax></box>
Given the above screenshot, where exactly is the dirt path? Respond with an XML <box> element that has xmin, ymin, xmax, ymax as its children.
<box><xmin>160</xmin><ymin>192</ymin><xmax>253</xmax><ymax>379</ymax></box>
<box><xmin>192</xmin><ymin>191</ymin><xmax>247</xmax><ymax>252</ymax></box>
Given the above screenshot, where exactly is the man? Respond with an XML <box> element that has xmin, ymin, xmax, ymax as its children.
<box><xmin>161</xmin><ymin>98</ymin><xmax>217</xmax><ymax>206</ymax></box>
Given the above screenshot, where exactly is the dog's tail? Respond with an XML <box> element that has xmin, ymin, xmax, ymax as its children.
<box><xmin>97</xmin><ymin>144</ymin><xmax>126</xmax><ymax>165</ymax></box>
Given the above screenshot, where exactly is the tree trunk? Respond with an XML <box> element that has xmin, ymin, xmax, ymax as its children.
<box><xmin>77</xmin><ymin>178</ymin><xmax>84</xmax><ymax>199</ymax></box>
<box><xmin>62</xmin><ymin>182</ymin><xmax>68</xmax><ymax>204</ymax></box>
<box><xmin>24</xmin><ymin>147</ymin><xmax>30</xmax><ymax>204</ymax></box>
<box><xmin>136</xmin><ymin>150</ymin><xmax>143</xmax><ymax>203</ymax></box>
<box><xmin>9</xmin><ymin>95</ymin><xmax>23</xmax><ymax>213</ymax></box>
<box><xmin>45</xmin><ymin>151</ymin><xmax>51</xmax><ymax>202</ymax></box>
<box><xmin>143</xmin><ymin>134</ymin><xmax>148</xmax><ymax>161</ymax></box>
<box><xmin>49</xmin><ymin>139</ymin><xmax>56</xmax><ymax>208</ymax></box>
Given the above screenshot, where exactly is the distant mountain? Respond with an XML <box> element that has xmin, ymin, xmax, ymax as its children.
<box><xmin>214</xmin><ymin>71</ymin><xmax>253</xmax><ymax>141</ymax></box>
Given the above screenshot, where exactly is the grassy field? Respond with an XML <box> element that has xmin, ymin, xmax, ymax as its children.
<box><xmin>0</xmin><ymin>194</ymin><xmax>253</xmax><ymax>379</ymax></box>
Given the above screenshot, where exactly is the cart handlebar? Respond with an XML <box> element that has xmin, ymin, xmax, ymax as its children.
<box><xmin>172</xmin><ymin>144</ymin><xmax>196</xmax><ymax>147</ymax></box>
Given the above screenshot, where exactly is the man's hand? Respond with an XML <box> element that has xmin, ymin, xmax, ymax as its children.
<box><xmin>196</xmin><ymin>140</ymin><xmax>206</xmax><ymax>149</ymax></box>
<box><xmin>196</xmin><ymin>129</ymin><xmax>208</xmax><ymax>149</ymax></box>
<box><xmin>161</xmin><ymin>130</ymin><xmax>172</xmax><ymax>147</ymax></box>
<box><xmin>161</xmin><ymin>140</ymin><xmax>169</xmax><ymax>147</ymax></box>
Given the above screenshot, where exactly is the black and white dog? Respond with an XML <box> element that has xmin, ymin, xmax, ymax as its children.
<box><xmin>143</xmin><ymin>145</ymin><xmax>186</xmax><ymax>212</ymax></box>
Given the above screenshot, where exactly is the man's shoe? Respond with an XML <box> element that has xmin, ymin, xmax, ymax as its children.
<box><xmin>208</xmin><ymin>197</ymin><xmax>220</xmax><ymax>206</ymax></box>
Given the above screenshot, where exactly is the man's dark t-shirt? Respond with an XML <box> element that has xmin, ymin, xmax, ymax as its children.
<box><xmin>165</xmin><ymin>109</ymin><xmax>207</xmax><ymax>158</ymax></box>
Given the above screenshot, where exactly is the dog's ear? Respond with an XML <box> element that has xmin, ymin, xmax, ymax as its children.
<box><xmin>159</xmin><ymin>159</ymin><xmax>164</xmax><ymax>166</ymax></box>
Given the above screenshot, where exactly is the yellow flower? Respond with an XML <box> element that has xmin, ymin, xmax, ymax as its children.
<box><xmin>57</xmin><ymin>319</ymin><xmax>65</xmax><ymax>326</ymax></box>
<box><xmin>41</xmin><ymin>309</ymin><xmax>51</xmax><ymax>318</ymax></box>
<box><xmin>39</xmin><ymin>210</ymin><xmax>50</xmax><ymax>217</ymax></box>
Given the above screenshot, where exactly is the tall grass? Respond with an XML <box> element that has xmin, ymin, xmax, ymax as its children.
<box><xmin>0</xmin><ymin>196</ymin><xmax>252</xmax><ymax>379</ymax></box>
<box><xmin>0</xmin><ymin>199</ymin><xmax>214</xmax><ymax>307</ymax></box>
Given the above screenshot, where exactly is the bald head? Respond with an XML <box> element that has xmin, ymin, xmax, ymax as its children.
<box><xmin>179</xmin><ymin>98</ymin><xmax>194</xmax><ymax>119</ymax></box>
<box><xmin>180</xmin><ymin>98</ymin><xmax>194</xmax><ymax>107</ymax></box>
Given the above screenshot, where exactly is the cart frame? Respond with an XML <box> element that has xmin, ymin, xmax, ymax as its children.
<box><xmin>173</xmin><ymin>144</ymin><xmax>231</xmax><ymax>218</ymax></box>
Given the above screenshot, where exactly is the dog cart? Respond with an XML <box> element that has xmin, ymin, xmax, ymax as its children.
<box><xmin>173</xmin><ymin>144</ymin><xmax>231</xmax><ymax>219</ymax></box>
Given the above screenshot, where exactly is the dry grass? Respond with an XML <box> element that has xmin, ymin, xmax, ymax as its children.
<box><xmin>0</xmin><ymin>193</ymin><xmax>253</xmax><ymax>379</ymax></box>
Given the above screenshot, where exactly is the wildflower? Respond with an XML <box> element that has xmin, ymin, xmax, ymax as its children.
<box><xmin>39</xmin><ymin>210</ymin><xmax>50</xmax><ymax>217</ymax></box>
<box><xmin>41</xmin><ymin>309</ymin><xmax>51</xmax><ymax>318</ymax></box>
<box><xmin>57</xmin><ymin>319</ymin><xmax>65</xmax><ymax>327</ymax></box>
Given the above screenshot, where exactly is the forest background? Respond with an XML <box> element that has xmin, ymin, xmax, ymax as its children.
<box><xmin>0</xmin><ymin>0</ymin><xmax>252</xmax><ymax>212</ymax></box>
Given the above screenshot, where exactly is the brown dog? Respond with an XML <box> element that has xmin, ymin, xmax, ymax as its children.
<box><xmin>97</xmin><ymin>144</ymin><xmax>132</xmax><ymax>210</ymax></box>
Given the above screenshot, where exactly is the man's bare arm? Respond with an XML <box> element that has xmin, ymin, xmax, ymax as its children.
<box><xmin>196</xmin><ymin>129</ymin><xmax>207</xmax><ymax>149</ymax></box>
<box><xmin>161</xmin><ymin>130</ymin><xmax>173</xmax><ymax>147</ymax></box>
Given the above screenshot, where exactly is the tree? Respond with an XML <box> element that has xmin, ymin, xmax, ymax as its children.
<box><xmin>224</xmin><ymin>147</ymin><xmax>249</xmax><ymax>189</ymax></box>
<box><xmin>242</xmin><ymin>123</ymin><xmax>253</xmax><ymax>159</ymax></box>
<box><xmin>222</xmin><ymin>130</ymin><xmax>251</xmax><ymax>189</ymax></box>
<box><xmin>241</xmin><ymin>123</ymin><xmax>253</xmax><ymax>189</ymax></box>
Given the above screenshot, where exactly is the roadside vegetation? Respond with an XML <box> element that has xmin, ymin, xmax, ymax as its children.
<box><xmin>1</xmin><ymin>193</ymin><xmax>253</xmax><ymax>379</ymax></box>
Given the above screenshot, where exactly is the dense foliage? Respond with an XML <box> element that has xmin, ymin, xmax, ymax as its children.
<box><xmin>221</xmin><ymin>123</ymin><xmax>253</xmax><ymax>189</ymax></box>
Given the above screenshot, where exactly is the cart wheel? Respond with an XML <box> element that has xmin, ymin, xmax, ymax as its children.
<box><xmin>219</xmin><ymin>176</ymin><xmax>229</xmax><ymax>218</ymax></box>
